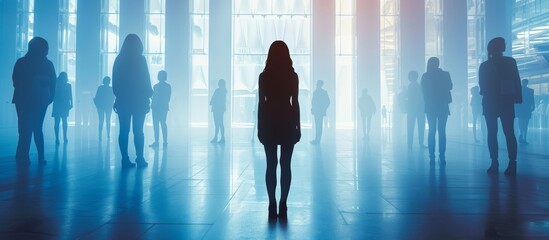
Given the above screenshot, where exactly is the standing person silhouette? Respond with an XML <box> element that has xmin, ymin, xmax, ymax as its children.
<box><xmin>516</xmin><ymin>79</ymin><xmax>535</xmax><ymax>144</ymax></box>
<box><xmin>310</xmin><ymin>80</ymin><xmax>330</xmax><ymax>144</ymax></box>
<box><xmin>94</xmin><ymin>76</ymin><xmax>115</xmax><ymax>141</ymax></box>
<box><xmin>470</xmin><ymin>86</ymin><xmax>483</xmax><ymax>143</ymax></box>
<box><xmin>358</xmin><ymin>88</ymin><xmax>376</xmax><ymax>139</ymax></box>
<box><xmin>406</xmin><ymin>70</ymin><xmax>425</xmax><ymax>149</ymax></box>
<box><xmin>52</xmin><ymin>72</ymin><xmax>73</xmax><ymax>144</ymax></box>
<box><xmin>210</xmin><ymin>79</ymin><xmax>227</xmax><ymax>143</ymax></box>
<box><xmin>258</xmin><ymin>40</ymin><xmax>301</xmax><ymax>221</ymax></box>
<box><xmin>112</xmin><ymin>34</ymin><xmax>153</xmax><ymax>168</ymax></box>
<box><xmin>421</xmin><ymin>57</ymin><xmax>453</xmax><ymax>166</ymax></box>
<box><xmin>480</xmin><ymin>37</ymin><xmax>522</xmax><ymax>176</ymax></box>
<box><xmin>149</xmin><ymin>70</ymin><xmax>171</xmax><ymax>147</ymax></box>
<box><xmin>12</xmin><ymin>37</ymin><xmax>56</xmax><ymax>164</ymax></box>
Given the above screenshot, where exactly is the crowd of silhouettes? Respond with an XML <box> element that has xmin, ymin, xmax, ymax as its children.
<box><xmin>11</xmin><ymin>34</ymin><xmax>531</xmax><ymax>223</ymax></box>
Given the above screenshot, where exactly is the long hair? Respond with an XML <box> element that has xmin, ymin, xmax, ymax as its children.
<box><xmin>58</xmin><ymin>72</ymin><xmax>68</xmax><ymax>83</ymax></box>
<box><xmin>119</xmin><ymin>34</ymin><xmax>143</xmax><ymax>56</ymax></box>
<box><xmin>26</xmin><ymin>37</ymin><xmax>49</xmax><ymax>59</ymax></box>
<box><xmin>263</xmin><ymin>40</ymin><xmax>294</xmax><ymax>74</ymax></box>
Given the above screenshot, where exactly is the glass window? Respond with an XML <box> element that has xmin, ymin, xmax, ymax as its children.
<box><xmin>425</xmin><ymin>0</ymin><xmax>443</xmax><ymax>64</ymax></box>
<box><xmin>232</xmin><ymin>0</ymin><xmax>312</xmax><ymax>127</ymax></box>
<box><xmin>190</xmin><ymin>0</ymin><xmax>209</xmax><ymax>127</ymax></box>
<box><xmin>336</xmin><ymin>0</ymin><xmax>356</xmax><ymax>129</ymax></box>
<box><xmin>58</xmin><ymin>0</ymin><xmax>77</xmax><ymax>85</ymax></box>
<box><xmin>380</xmin><ymin>0</ymin><xmax>400</xmax><ymax>128</ymax></box>
<box><xmin>145</xmin><ymin>0</ymin><xmax>166</xmax><ymax>81</ymax></box>
<box><xmin>16</xmin><ymin>0</ymin><xmax>34</xmax><ymax>58</ymax></box>
<box><xmin>100</xmin><ymin>0</ymin><xmax>119</xmax><ymax>80</ymax></box>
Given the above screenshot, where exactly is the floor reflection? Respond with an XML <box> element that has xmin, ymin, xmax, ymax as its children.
<box><xmin>0</xmin><ymin>127</ymin><xmax>548</xmax><ymax>239</ymax></box>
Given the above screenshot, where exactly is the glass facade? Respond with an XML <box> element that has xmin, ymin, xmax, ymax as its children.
<box><xmin>380</xmin><ymin>0</ymin><xmax>399</xmax><ymax>124</ymax></box>
<box><xmin>232</xmin><ymin>0</ymin><xmax>312</xmax><ymax>127</ymax></box>
<box><xmin>190</xmin><ymin>0</ymin><xmax>209</xmax><ymax>127</ymax></box>
<box><xmin>16</xmin><ymin>0</ymin><xmax>34</xmax><ymax>58</ymax></box>
<box><xmin>425</xmin><ymin>0</ymin><xmax>443</xmax><ymax>65</ymax></box>
<box><xmin>100</xmin><ymin>0</ymin><xmax>119</xmax><ymax>80</ymax></box>
<box><xmin>513</xmin><ymin>0</ymin><xmax>549</xmax><ymax>95</ymax></box>
<box><xmin>467</xmin><ymin>0</ymin><xmax>485</xmax><ymax>91</ymax></box>
<box><xmin>335</xmin><ymin>0</ymin><xmax>356</xmax><ymax>129</ymax></box>
<box><xmin>58</xmin><ymin>0</ymin><xmax>77</xmax><ymax>84</ymax></box>
<box><xmin>145</xmin><ymin>0</ymin><xmax>166</xmax><ymax>82</ymax></box>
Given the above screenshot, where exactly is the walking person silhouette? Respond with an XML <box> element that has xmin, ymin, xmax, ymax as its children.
<box><xmin>258</xmin><ymin>40</ymin><xmax>301</xmax><ymax>221</ymax></box>
<box><xmin>94</xmin><ymin>76</ymin><xmax>115</xmax><ymax>141</ymax></box>
<box><xmin>310</xmin><ymin>80</ymin><xmax>330</xmax><ymax>144</ymax></box>
<box><xmin>358</xmin><ymin>88</ymin><xmax>376</xmax><ymax>139</ymax></box>
<box><xmin>479</xmin><ymin>37</ymin><xmax>522</xmax><ymax>176</ymax></box>
<box><xmin>112</xmin><ymin>34</ymin><xmax>153</xmax><ymax>168</ymax></box>
<box><xmin>52</xmin><ymin>72</ymin><xmax>73</xmax><ymax>144</ymax></box>
<box><xmin>210</xmin><ymin>79</ymin><xmax>227</xmax><ymax>144</ymax></box>
<box><xmin>421</xmin><ymin>57</ymin><xmax>453</xmax><ymax>166</ymax></box>
<box><xmin>12</xmin><ymin>37</ymin><xmax>56</xmax><ymax>164</ymax></box>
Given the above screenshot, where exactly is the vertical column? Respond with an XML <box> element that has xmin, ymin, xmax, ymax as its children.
<box><xmin>209</xmin><ymin>0</ymin><xmax>232</xmax><ymax>137</ymax></box>
<box><xmin>166</xmin><ymin>0</ymin><xmax>190</xmax><ymax>134</ymax></box>
<box><xmin>120</xmin><ymin>0</ymin><xmax>145</xmax><ymax>40</ymax></box>
<box><xmin>313</xmin><ymin>0</ymin><xmax>336</xmax><ymax>135</ymax></box>
<box><xmin>357</xmin><ymin>0</ymin><xmax>380</xmax><ymax>136</ymax></box>
<box><xmin>485</xmin><ymin>0</ymin><xmax>513</xmax><ymax>56</ymax></box>
<box><xmin>76</xmin><ymin>0</ymin><xmax>100</xmax><ymax>126</ymax></box>
<box><xmin>35</xmin><ymin>0</ymin><xmax>59</xmax><ymax>70</ymax></box>
<box><xmin>443</xmin><ymin>0</ymin><xmax>468</xmax><ymax>130</ymax></box>
<box><xmin>400</xmin><ymin>0</ymin><xmax>425</xmax><ymax>87</ymax></box>
<box><xmin>0</xmin><ymin>1</ymin><xmax>17</xmax><ymax>127</ymax></box>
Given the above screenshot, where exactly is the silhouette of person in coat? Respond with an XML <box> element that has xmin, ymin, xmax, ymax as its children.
<box><xmin>515</xmin><ymin>79</ymin><xmax>535</xmax><ymax>144</ymax></box>
<box><xmin>210</xmin><ymin>79</ymin><xmax>227</xmax><ymax>143</ymax></box>
<box><xmin>421</xmin><ymin>57</ymin><xmax>452</xmax><ymax>165</ymax></box>
<box><xmin>112</xmin><ymin>34</ymin><xmax>153</xmax><ymax>168</ymax></box>
<box><xmin>406</xmin><ymin>70</ymin><xmax>425</xmax><ymax>149</ymax></box>
<box><xmin>258</xmin><ymin>40</ymin><xmax>301</xmax><ymax>221</ymax></box>
<box><xmin>52</xmin><ymin>72</ymin><xmax>73</xmax><ymax>144</ymax></box>
<box><xmin>94</xmin><ymin>76</ymin><xmax>115</xmax><ymax>141</ymax></box>
<box><xmin>12</xmin><ymin>37</ymin><xmax>56</xmax><ymax>164</ymax></box>
<box><xmin>149</xmin><ymin>70</ymin><xmax>171</xmax><ymax>147</ymax></box>
<box><xmin>480</xmin><ymin>37</ymin><xmax>522</xmax><ymax>176</ymax></box>
<box><xmin>310</xmin><ymin>80</ymin><xmax>330</xmax><ymax>144</ymax></box>
<box><xmin>358</xmin><ymin>88</ymin><xmax>376</xmax><ymax>139</ymax></box>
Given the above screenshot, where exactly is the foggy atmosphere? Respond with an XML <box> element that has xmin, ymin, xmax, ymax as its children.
<box><xmin>0</xmin><ymin>0</ymin><xmax>548</xmax><ymax>239</ymax></box>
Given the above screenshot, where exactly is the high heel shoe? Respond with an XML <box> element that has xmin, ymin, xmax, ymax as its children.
<box><xmin>268</xmin><ymin>204</ymin><xmax>277</xmax><ymax>221</ymax></box>
<box><xmin>278</xmin><ymin>203</ymin><xmax>287</xmax><ymax>219</ymax></box>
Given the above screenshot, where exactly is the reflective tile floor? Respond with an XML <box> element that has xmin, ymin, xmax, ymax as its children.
<box><xmin>1</xmin><ymin>126</ymin><xmax>549</xmax><ymax>239</ymax></box>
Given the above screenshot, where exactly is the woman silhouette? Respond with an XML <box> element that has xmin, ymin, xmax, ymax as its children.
<box><xmin>12</xmin><ymin>37</ymin><xmax>56</xmax><ymax>164</ymax></box>
<box><xmin>52</xmin><ymin>72</ymin><xmax>73</xmax><ymax>144</ymax></box>
<box><xmin>112</xmin><ymin>34</ymin><xmax>153</xmax><ymax>168</ymax></box>
<box><xmin>258</xmin><ymin>40</ymin><xmax>301</xmax><ymax>220</ymax></box>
